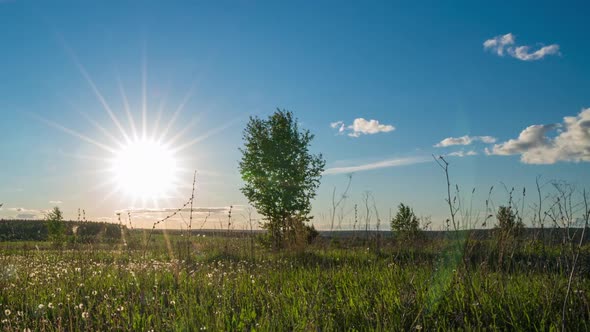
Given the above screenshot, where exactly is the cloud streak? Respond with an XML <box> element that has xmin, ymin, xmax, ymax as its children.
<box><xmin>331</xmin><ymin>118</ymin><xmax>395</xmax><ymax>137</ymax></box>
<box><xmin>434</xmin><ymin>135</ymin><xmax>496</xmax><ymax>147</ymax></box>
<box><xmin>324</xmin><ymin>156</ymin><xmax>430</xmax><ymax>175</ymax></box>
<box><xmin>484</xmin><ymin>33</ymin><xmax>560</xmax><ymax>61</ymax></box>
<box><xmin>1</xmin><ymin>207</ymin><xmax>49</xmax><ymax>219</ymax></box>
<box><xmin>115</xmin><ymin>206</ymin><xmax>232</xmax><ymax>215</ymax></box>
<box><xmin>446</xmin><ymin>150</ymin><xmax>478</xmax><ymax>157</ymax></box>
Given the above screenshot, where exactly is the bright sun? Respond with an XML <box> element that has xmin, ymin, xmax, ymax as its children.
<box><xmin>111</xmin><ymin>139</ymin><xmax>178</xmax><ymax>200</ymax></box>
<box><xmin>39</xmin><ymin>52</ymin><xmax>232</xmax><ymax>207</ymax></box>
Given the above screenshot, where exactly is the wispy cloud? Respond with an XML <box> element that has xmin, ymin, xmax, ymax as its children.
<box><xmin>330</xmin><ymin>121</ymin><xmax>346</xmax><ymax>134</ymax></box>
<box><xmin>434</xmin><ymin>135</ymin><xmax>496</xmax><ymax>147</ymax></box>
<box><xmin>486</xmin><ymin>108</ymin><xmax>590</xmax><ymax>164</ymax></box>
<box><xmin>1</xmin><ymin>207</ymin><xmax>49</xmax><ymax>219</ymax></box>
<box><xmin>330</xmin><ymin>118</ymin><xmax>395</xmax><ymax>137</ymax></box>
<box><xmin>15</xmin><ymin>213</ymin><xmax>38</xmax><ymax>219</ymax></box>
<box><xmin>115</xmin><ymin>206</ymin><xmax>232</xmax><ymax>214</ymax></box>
<box><xmin>511</xmin><ymin>44</ymin><xmax>560</xmax><ymax>61</ymax></box>
<box><xmin>484</xmin><ymin>33</ymin><xmax>560</xmax><ymax>61</ymax></box>
<box><xmin>324</xmin><ymin>156</ymin><xmax>430</xmax><ymax>175</ymax></box>
<box><xmin>49</xmin><ymin>200</ymin><xmax>63</xmax><ymax>204</ymax></box>
<box><xmin>446</xmin><ymin>150</ymin><xmax>478</xmax><ymax>157</ymax></box>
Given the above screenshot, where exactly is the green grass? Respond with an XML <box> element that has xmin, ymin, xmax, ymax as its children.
<box><xmin>0</xmin><ymin>234</ymin><xmax>589</xmax><ymax>331</ymax></box>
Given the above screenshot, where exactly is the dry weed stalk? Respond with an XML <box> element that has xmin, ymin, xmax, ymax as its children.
<box><xmin>143</xmin><ymin>171</ymin><xmax>198</xmax><ymax>259</ymax></box>
<box><xmin>562</xmin><ymin>189</ymin><xmax>589</xmax><ymax>330</ymax></box>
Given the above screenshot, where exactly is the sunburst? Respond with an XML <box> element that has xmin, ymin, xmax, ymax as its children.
<box><xmin>36</xmin><ymin>40</ymin><xmax>235</xmax><ymax>210</ymax></box>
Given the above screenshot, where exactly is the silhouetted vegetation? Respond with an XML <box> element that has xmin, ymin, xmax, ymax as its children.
<box><xmin>0</xmin><ymin>219</ymin><xmax>123</xmax><ymax>243</ymax></box>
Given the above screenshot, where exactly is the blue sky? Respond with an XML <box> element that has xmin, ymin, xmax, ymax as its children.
<box><xmin>1</xmin><ymin>1</ymin><xmax>589</xmax><ymax>229</ymax></box>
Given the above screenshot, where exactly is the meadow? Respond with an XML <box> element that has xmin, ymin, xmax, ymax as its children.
<box><xmin>1</xmin><ymin>228</ymin><xmax>589</xmax><ymax>331</ymax></box>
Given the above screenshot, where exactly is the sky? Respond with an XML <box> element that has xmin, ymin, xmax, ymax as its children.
<box><xmin>1</xmin><ymin>1</ymin><xmax>589</xmax><ymax>230</ymax></box>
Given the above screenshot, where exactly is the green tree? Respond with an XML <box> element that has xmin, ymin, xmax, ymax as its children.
<box><xmin>46</xmin><ymin>206</ymin><xmax>66</xmax><ymax>245</ymax></box>
<box><xmin>390</xmin><ymin>203</ymin><xmax>421</xmax><ymax>241</ymax></box>
<box><xmin>239</xmin><ymin>109</ymin><xmax>325</xmax><ymax>248</ymax></box>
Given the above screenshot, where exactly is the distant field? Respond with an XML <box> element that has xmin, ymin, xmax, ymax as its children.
<box><xmin>1</xmin><ymin>228</ymin><xmax>589</xmax><ymax>331</ymax></box>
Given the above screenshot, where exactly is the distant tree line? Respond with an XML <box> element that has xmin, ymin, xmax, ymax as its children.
<box><xmin>0</xmin><ymin>219</ymin><xmax>123</xmax><ymax>243</ymax></box>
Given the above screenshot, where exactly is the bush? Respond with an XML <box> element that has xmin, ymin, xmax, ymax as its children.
<box><xmin>495</xmin><ymin>206</ymin><xmax>524</xmax><ymax>238</ymax></box>
<box><xmin>390</xmin><ymin>203</ymin><xmax>422</xmax><ymax>241</ymax></box>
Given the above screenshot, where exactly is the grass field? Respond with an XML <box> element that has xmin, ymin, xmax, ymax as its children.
<box><xmin>1</xmin><ymin>230</ymin><xmax>589</xmax><ymax>331</ymax></box>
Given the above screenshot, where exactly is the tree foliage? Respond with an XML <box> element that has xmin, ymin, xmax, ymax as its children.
<box><xmin>239</xmin><ymin>109</ymin><xmax>325</xmax><ymax>248</ymax></box>
<box><xmin>46</xmin><ymin>206</ymin><xmax>66</xmax><ymax>245</ymax></box>
<box><xmin>390</xmin><ymin>203</ymin><xmax>421</xmax><ymax>240</ymax></box>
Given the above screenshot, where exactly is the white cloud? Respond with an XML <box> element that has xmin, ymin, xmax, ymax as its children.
<box><xmin>324</xmin><ymin>156</ymin><xmax>429</xmax><ymax>175</ymax></box>
<box><xmin>49</xmin><ymin>200</ymin><xmax>63</xmax><ymax>204</ymax></box>
<box><xmin>486</xmin><ymin>125</ymin><xmax>554</xmax><ymax>155</ymax></box>
<box><xmin>488</xmin><ymin>108</ymin><xmax>590</xmax><ymax>164</ymax></box>
<box><xmin>434</xmin><ymin>135</ymin><xmax>496</xmax><ymax>147</ymax></box>
<box><xmin>483</xmin><ymin>33</ymin><xmax>515</xmax><ymax>56</ymax></box>
<box><xmin>511</xmin><ymin>44</ymin><xmax>560</xmax><ymax>61</ymax></box>
<box><xmin>331</xmin><ymin>118</ymin><xmax>395</xmax><ymax>137</ymax></box>
<box><xmin>447</xmin><ymin>150</ymin><xmax>478</xmax><ymax>157</ymax></box>
<box><xmin>484</xmin><ymin>33</ymin><xmax>560</xmax><ymax>61</ymax></box>
<box><xmin>348</xmin><ymin>118</ymin><xmax>395</xmax><ymax>137</ymax></box>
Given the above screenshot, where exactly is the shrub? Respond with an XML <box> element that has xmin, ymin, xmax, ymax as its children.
<box><xmin>390</xmin><ymin>203</ymin><xmax>422</xmax><ymax>241</ymax></box>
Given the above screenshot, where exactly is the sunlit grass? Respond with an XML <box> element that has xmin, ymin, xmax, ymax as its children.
<box><xmin>0</xmin><ymin>234</ymin><xmax>588</xmax><ymax>331</ymax></box>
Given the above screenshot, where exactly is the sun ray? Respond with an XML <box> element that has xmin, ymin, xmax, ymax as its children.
<box><xmin>66</xmin><ymin>177</ymin><xmax>122</xmax><ymax>209</ymax></box>
<box><xmin>57</xmin><ymin>95</ymin><xmax>125</xmax><ymax>148</ymax></box>
<box><xmin>158</xmin><ymin>84</ymin><xmax>196</xmax><ymax>142</ymax></box>
<box><xmin>172</xmin><ymin>117</ymin><xmax>241</xmax><ymax>153</ymax></box>
<box><xmin>60</xmin><ymin>40</ymin><xmax>131</xmax><ymax>144</ymax></box>
<box><xmin>77</xmin><ymin>111</ymin><xmax>125</xmax><ymax>149</ymax></box>
<box><xmin>116</xmin><ymin>74</ymin><xmax>139</xmax><ymax>141</ymax></box>
<box><xmin>165</xmin><ymin>115</ymin><xmax>201</xmax><ymax>147</ymax></box>
<box><xmin>32</xmin><ymin>114</ymin><xmax>117</xmax><ymax>154</ymax></box>
<box><xmin>97</xmin><ymin>186</ymin><xmax>123</xmax><ymax>208</ymax></box>
<box><xmin>58</xmin><ymin>151</ymin><xmax>110</xmax><ymax>162</ymax></box>
<box><xmin>151</xmin><ymin>79</ymin><xmax>172</xmax><ymax>138</ymax></box>
<box><xmin>141</xmin><ymin>43</ymin><xmax>148</xmax><ymax>140</ymax></box>
<box><xmin>151</xmin><ymin>97</ymin><xmax>165</xmax><ymax>139</ymax></box>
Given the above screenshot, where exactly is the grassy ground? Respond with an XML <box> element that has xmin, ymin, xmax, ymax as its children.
<box><xmin>1</xmin><ymin>233</ymin><xmax>589</xmax><ymax>331</ymax></box>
